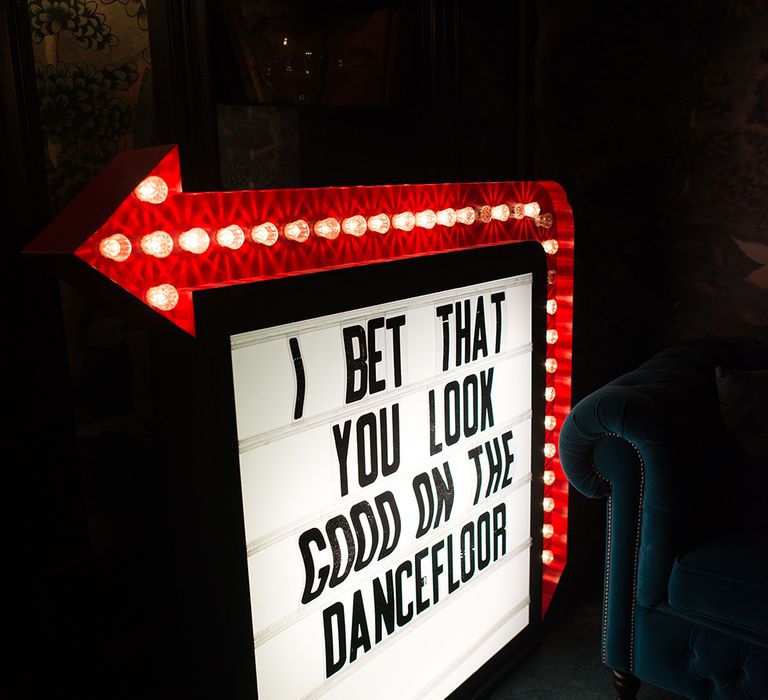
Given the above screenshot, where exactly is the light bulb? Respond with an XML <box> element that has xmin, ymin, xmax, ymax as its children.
<box><xmin>491</xmin><ymin>204</ymin><xmax>510</xmax><ymax>221</ymax></box>
<box><xmin>509</xmin><ymin>202</ymin><xmax>525</xmax><ymax>219</ymax></box>
<box><xmin>415</xmin><ymin>210</ymin><xmax>437</xmax><ymax>229</ymax></box>
<box><xmin>535</xmin><ymin>213</ymin><xmax>554</xmax><ymax>228</ymax></box>
<box><xmin>544</xmin><ymin>415</ymin><xmax>557</xmax><ymax>431</ymax></box>
<box><xmin>99</xmin><ymin>233</ymin><xmax>132</xmax><ymax>262</ymax></box>
<box><xmin>542</xmin><ymin>549</ymin><xmax>554</xmax><ymax>565</ymax></box>
<box><xmin>140</xmin><ymin>230</ymin><xmax>174</xmax><ymax>258</ymax></box>
<box><xmin>544</xmin><ymin>443</ymin><xmax>556</xmax><ymax>458</ymax></box>
<box><xmin>456</xmin><ymin>207</ymin><xmax>476</xmax><ymax>225</ymax></box>
<box><xmin>342</xmin><ymin>215</ymin><xmax>367</xmax><ymax>237</ymax></box>
<box><xmin>475</xmin><ymin>205</ymin><xmax>492</xmax><ymax>223</ymax></box>
<box><xmin>314</xmin><ymin>217</ymin><xmax>341</xmax><ymax>239</ymax></box>
<box><xmin>251</xmin><ymin>222</ymin><xmax>279</xmax><ymax>246</ymax></box>
<box><xmin>543</xmin><ymin>497</ymin><xmax>555</xmax><ymax>513</ymax></box>
<box><xmin>216</xmin><ymin>225</ymin><xmax>245</xmax><ymax>250</ymax></box>
<box><xmin>548</xmin><ymin>270</ymin><xmax>558</xmax><ymax>286</ymax></box>
<box><xmin>134</xmin><ymin>176</ymin><xmax>168</xmax><ymax>204</ymax></box>
<box><xmin>545</xmin><ymin>387</ymin><xmax>556</xmax><ymax>402</ymax></box>
<box><xmin>542</xmin><ymin>524</ymin><xmax>554</xmax><ymax>539</ymax></box>
<box><xmin>546</xmin><ymin>299</ymin><xmax>558</xmax><ymax>315</ymax></box>
<box><xmin>367</xmin><ymin>213</ymin><xmax>390</xmax><ymax>234</ymax></box>
<box><xmin>546</xmin><ymin>329</ymin><xmax>559</xmax><ymax>344</ymax></box>
<box><xmin>436</xmin><ymin>208</ymin><xmax>457</xmax><ymax>226</ymax></box>
<box><xmin>283</xmin><ymin>219</ymin><xmax>310</xmax><ymax>242</ymax></box>
<box><xmin>179</xmin><ymin>227</ymin><xmax>210</xmax><ymax>254</ymax></box>
<box><xmin>543</xmin><ymin>469</ymin><xmax>556</xmax><ymax>485</ymax></box>
<box><xmin>145</xmin><ymin>284</ymin><xmax>179</xmax><ymax>311</ymax></box>
<box><xmin>523</xmin><ymin>201</ymin><xmax>541</xmax><ymax>218</ymax></box>
<box><xmin>542</xmin><ymin>239</ymin><xmax>559</xmax><ymax>255</ymax></box>
<box><xmin>392</xmin><ymin>211</ymin><xmax>416</xmax><ymax>231</ymax></box>
<box><xmin>545</xmin><ymin>358</ymin><xmax>558</xmax><ymax>373</ymax></box>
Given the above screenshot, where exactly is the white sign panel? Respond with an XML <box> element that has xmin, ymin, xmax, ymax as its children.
<box><xmin>230</xmin><ymin>274</ymin><xmax>534</xmax><ymax>699</ymax></box>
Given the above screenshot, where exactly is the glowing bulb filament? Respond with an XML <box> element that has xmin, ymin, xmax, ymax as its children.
<box><xmin>342</xmin><ymin>215</ymin><xmax>367</xmax><ymax>237</ymax></box>
<box><xmin>216</xmin><ymin>225</ymin><xmax>245</xmax><ymax>250</ymax></box>
<box><xmin>542</xmin><ymin>549</ymin><xmax>554</xmax><ymax>565</ymax></box>
<box><xmin>392</xmin><ymin>211</ymin><xmax>416</xmax><ymax>231</ymax></box>
<box><xmin>179</xmin><ymin>227</ymin><xmax>210</xmax><ymax>254</ymax></box>
<box><xmin>146</xmin><ymin>284</ymin><xmax>179</xmax><ymax>311</ymax></box>
<box><xmin>524</xmin><ymin>201</ymin><xmax>541</xmax><ymax>218</ymax></box>
<box><xmin>456</xmin><ymin>207</ymin><xmax>476</xmax><ymax>225</ymax></box>
<box><xmin>314</xmin><ymin>218</ymin><xmax>341</xmax><ymax>240</ymax></box>
<box><xmin>546</xmin><ymin>299</ymin><xmax>558</xmax><ymax>315</ymax></box>
<box><xmin>544</xmin><ymin>443</ymin><xmax>557</xmax><ymax>458</ymax></box>
<box><xmin>544</xmin><ymin>415</ymin><xmax>557</xmax><ymax>431</ymax></box>
<box><xmin>545</xmin><ymin>387</ymin><xmax>556</xmax><ymax>402</ymax></box>
<box><xmin>543</xmin><ymin>469</ymin><xmax>556</xmax><ymax>485</ymax></box>
<box><xmin>140</xmin><ymin>230</ymin><xmax>173</xmax><ymax>258</ymax></box>
<box><xmin>545</xmin><ymin>358</ymin><xmax>558</xmax><ymax>373</ymax></box>
<box><xmin>251</xmin><ymin>222</ymin><xmax>279</xmax><ymax>246</ymax></box>
<box><xmin>436</xmin><ymin>208</ymin><xmax>457</xmax><ymax>226</ymax></box>
<box><xmin>134</xmin><ymin>176</ymin><xmax>168</xmax><ymax>204</ymax></box>
<box><xmin>284</xmin><ymin>220</ymin><xmax>310</xmax><ymax>243</ymax></box>
<box><xmin>542</xmin><ymin>239</ymin><xmax>559</xmax><ymax>255</ymax></box>
<box><xmin>99</xmin><ymin>233</ymin><xmax>132</xmax><ymax>262</ymax></box>
<box><xmin>542</xmin><ymin>524</ymin><xmax>554</xmax><ymax>539</ymax></box>
<box><xmin>367</xmin><ymin>213</ymin><xmax>390</xmax><ymax>234</ymax></box>
<box><xmin>415</xmin><ymin>210</ymin><xmax>437</xmax><ymax>229</ymax></box>
<box><xmin>491</xmin><ymin>204</ymin><xmax>510</xmax><ymax>221</ymax></box>
<box><xmin>546</xmin><ymin>329</ymin><xmax>559</xmax><ymax>344</ymax></box>
<box><xmin>543</xmin><ymin>497</ymin><xmax>555</xmax><ymax>513</ymax></box>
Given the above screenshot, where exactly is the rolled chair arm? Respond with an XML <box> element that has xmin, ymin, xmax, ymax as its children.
<box><xmin>558</xmin><ymin>339</ymin><xmax>763</xmax><ymax>672</ymax></box>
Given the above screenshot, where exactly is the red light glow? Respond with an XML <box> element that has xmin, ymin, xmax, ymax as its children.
<box><xmin>140</xmin><ymin>230</ymin><xmax>174</xmax><ymax>258</ymax></box>
<box><xmin>99</xmin><ymin>233</ymin><xmax>132</xmax><ymax>262</ymax></box>
<box><xmin>216</xmin><ymin>225</ymin><xmax>245</xmax><ymax>250</ymax></box>
<box><xmin>284</xmin><ymin>220</ymin><xmax>310</xmax><ymax>243</ymax></box>
<box><xmin>314</xmin><ymin>218</ymin><xmax>341</xmax><ymax>240</ymax></box>
<box><xmin>392</xmin><ymin>211</ymin><xmax>416</xmax><ymax>231</ymax></box>
<box><xmin>134</xmin><ymin>175</ymin><xmax>168</xmax><ymax>204</ymax></box>
<box><xmin>342</xmin><ymin>215</ymin><xmax>367</xmax><ymax>237</ymax></box>
<box><xmin>145</xmin><ymin>283</ymin><xmax>179</xmax><ymax>310</ymax></box>
<box><xmin>251</xmin><ymin>223</ymin><xmax>279</xmax><ymax>246</ymax></box>
<box><xmin>367</xmin><ymin>213</ymin><xmax>390</xmax><ymax>234</ymax></box>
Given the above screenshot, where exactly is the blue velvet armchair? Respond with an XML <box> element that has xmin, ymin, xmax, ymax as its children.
<box><xmin>558</xmin><ymin>338</ymin><xmax>768</xmax><ymax>699</ymax></box>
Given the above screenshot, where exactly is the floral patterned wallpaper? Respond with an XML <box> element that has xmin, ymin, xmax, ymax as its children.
<box><xmin>532</xmin><ymin>0</ymin><xmax>768</xmax><ymax>391</ymax></box>
<box><xmin>29</xmin><ymin>0</ymin><xmax>153</xmax><ymax>212</ymax></box>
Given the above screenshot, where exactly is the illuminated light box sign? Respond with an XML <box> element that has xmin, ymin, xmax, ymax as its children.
<box><xmin>25</xmin><ymin>145</ymin><xmax>574</xmax><ymax>696</ymax></box>
<box><xmin>210</xmin><ymin>243</ymin><xmax>547</xmax><ymax>698</ymax></box>
<box><xmin>231</xmin><ymin>270</ymin><xmax>541</xmax><ymax>698</ymax></box>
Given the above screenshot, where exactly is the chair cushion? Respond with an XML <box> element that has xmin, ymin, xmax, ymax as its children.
<box><xmin>668</xmin><ymin>534</ymin><xmax>768</xmax><ymax>647</ymax></box>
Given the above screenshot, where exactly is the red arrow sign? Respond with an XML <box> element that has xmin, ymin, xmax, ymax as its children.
<box><xmin>24</xmin><ymin>143</ymin><xmax>574</xmax><ymax>615</ymax></box>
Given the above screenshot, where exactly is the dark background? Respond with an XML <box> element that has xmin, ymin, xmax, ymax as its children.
<box><xmin>5</xmin><ymin>0</ymin><xmax>768</xmax><ymax>697</ymax></box>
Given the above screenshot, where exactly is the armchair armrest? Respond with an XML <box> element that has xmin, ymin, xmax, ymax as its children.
<box><xmin>558</xmin><ymin>338</ymin><xmax>766</xmax><ymax>672</ymax></box>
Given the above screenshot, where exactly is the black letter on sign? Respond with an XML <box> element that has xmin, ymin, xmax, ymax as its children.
<box><xmin>323</xmin><ymin>602</ymin><xmax>346</xmax><ymax>678</ymax></box>
<box><xmin>299</xmin><ymin>528</ymin><xmax>330</xmax><ymax>604</ymax></box>
<box><xmin>343</xmin><ymin>325</ymin><xmax>367</xmax><ymax>404</ymax></box>
<box><xmin>351</xmin><ymin>501</ymin><xmax>379</xmax><ymax>572</ymax></box>
<box><xmin>326</xmin><ymin>516</ymin><xmax>356</xmax><ymax>589</ymax></box>
<box><xmin>386</xmin><ymin>315</ymin><xmax>406</xmax><ymax>387</ymax></box>
<box><xmin>349</xmin><ymin>590</ymin><xmax>372</xmax><ymax>663</ymax></box>
<box><xmin>289</xmin><ymin>337</ymin><xmax>306</xmax><ymax>419</ymax></box>
<box><xmin>490</xmin><ymin>292</ymin><xmax>505</xmax><ymax>354</ymax></box>
<box><xmin>435</xmin><ymin>304</ymin><xmax>453</xmax><ymax>371</ymax></box>
<box><xmin>333</xmin><ymin>420</ymin><xmax>352</xmax><ymax>497</ymax></box>
<box><xmin>375</xmin><ymin>491</ymin><xmax>402</xmax><ymax>560</ymax></box>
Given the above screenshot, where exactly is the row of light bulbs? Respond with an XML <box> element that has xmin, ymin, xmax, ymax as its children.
<box><xmin>543</xmin><ymin>263</ymin><xmax>559</xmax><ymax>567</ymax></box>
<box><xmin>101</xmin><ymin>185</ymin><xmax>556</xmax><ymax>265</ymax></box>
